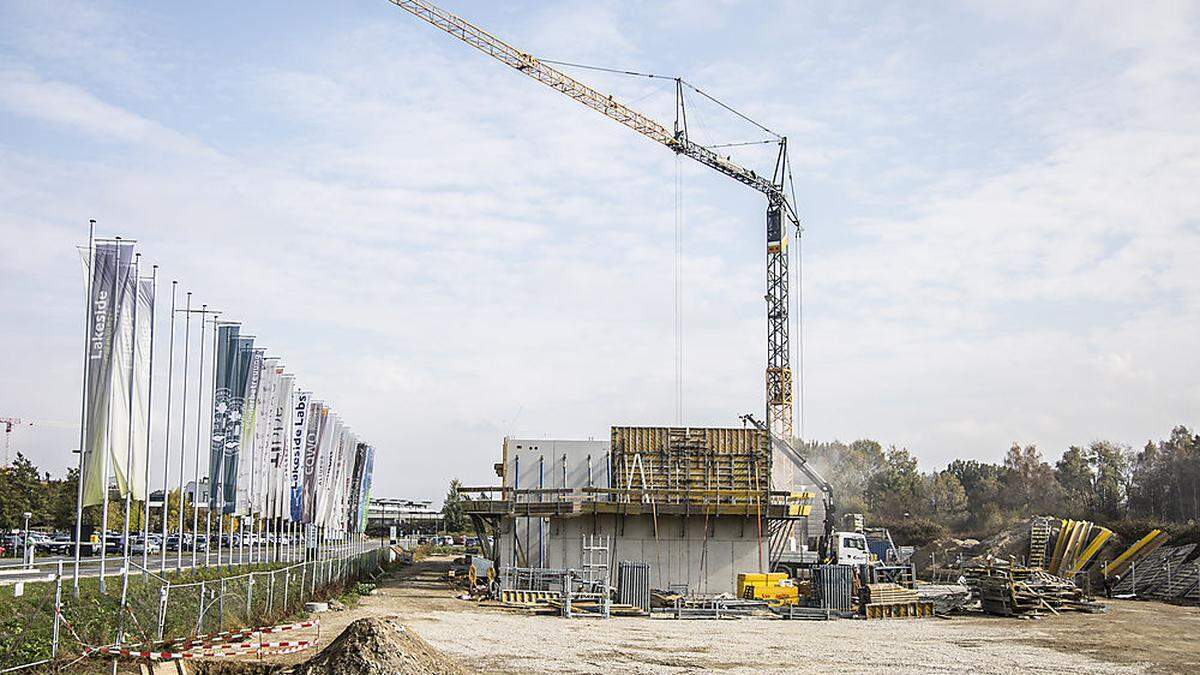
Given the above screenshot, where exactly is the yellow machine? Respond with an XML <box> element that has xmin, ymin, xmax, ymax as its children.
<box><xmin>737</xmin><ymin>572</ymin><xmax>800</xmax><ymax>606</ymax></box>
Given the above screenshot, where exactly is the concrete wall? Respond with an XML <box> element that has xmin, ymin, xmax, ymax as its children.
<box><xmin>498</xmin><ymin>513</ymin><xmax>769</xmax><ymax>595</ymax></box>
<box><xmin>503</xmin><ymin>438</ymin><xmax>610</xmax><ymax>491</ymax></box>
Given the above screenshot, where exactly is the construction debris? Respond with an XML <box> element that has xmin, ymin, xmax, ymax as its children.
<box><xmin>294</xmin><ymin>617</ymin><xmax>466</xmax><ymax>675</ymax></box>
<box><xmin>916</xmin><ymin>584</ymin><xmax>973</xmax><ymax>614</ymax></box>
<box><xmin>967</xmin><ymin>561</ymin><xmax>1106</xmax><ymax>617</ymax></box>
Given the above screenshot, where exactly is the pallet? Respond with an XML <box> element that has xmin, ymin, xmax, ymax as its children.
<box><xmin>500</xmin><ymin>589</ymin><xmax>557</xmax><ymax>606</ymax></box>
<box><xmin>863</xmin><ymin>601</ymin><xmax>935</xmax><ymax>619</ymax></box>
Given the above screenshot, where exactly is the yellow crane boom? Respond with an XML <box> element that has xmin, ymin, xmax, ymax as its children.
<box><xmin>388</xmin><ymin>0</ymin><xmax>803</xmax><ymax>481</ymax></box>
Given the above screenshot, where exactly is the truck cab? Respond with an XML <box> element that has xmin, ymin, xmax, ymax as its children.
<box><xmin>833</xmin><ymin>531</ymin><xmax>869</xmax><ymax>566</ymax></box>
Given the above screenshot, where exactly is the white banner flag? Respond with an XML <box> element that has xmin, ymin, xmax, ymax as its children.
<box><xmin>107</xmin><ymin>260</ymin><xmax>152</xmax><ymax>501</ymax></box>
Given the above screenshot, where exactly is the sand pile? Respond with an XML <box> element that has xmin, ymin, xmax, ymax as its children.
<box><xmin>294</xmin><ymin>617</ymin><xmax>466</xmax><ymax>675</ymax></box>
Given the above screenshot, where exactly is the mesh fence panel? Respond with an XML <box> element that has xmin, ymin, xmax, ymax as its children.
<box><xmin>0</xmin><ymin>547</ymin><xmax>386</xmax><ymax>672</ymax></box>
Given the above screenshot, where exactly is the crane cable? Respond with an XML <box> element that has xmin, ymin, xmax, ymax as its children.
<box><xmin>674</xmin><ymin>154</ymin><xmax>684</xmax><ymax>425</ymax></box>
<box><xmin>786</xmin><ymin>152</ymin><xmax>804</xmax><ymax>441</ymax></box>
<box><xmin>542</xmin><ymin>59</ymin><xmax>781</xmax><ymax>142</ymax></box>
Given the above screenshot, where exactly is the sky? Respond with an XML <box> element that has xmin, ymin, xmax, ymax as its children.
<box><xmin>1</xmin><ymin>1</ymin><xmax>1197</xmax><ymax>504</ymax></box>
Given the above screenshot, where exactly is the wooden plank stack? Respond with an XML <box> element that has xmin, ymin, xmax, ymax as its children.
<box><xmin>861</xmin><ymin>582</ymin><xmax>918</xmax><ymax>605</ymax></box>
<box><xmin>859</xmin><ymin>583</ymin><xmax>933</xmax><ymax>620</ymax></box>
<box><xmin>968</xmin><ymin>561</ymin><xmax>1107</xmax><ymax>616</ymax></box>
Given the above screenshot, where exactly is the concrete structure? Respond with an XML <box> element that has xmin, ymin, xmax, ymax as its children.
<box><xmin>466</xmin><ymin>427</ymin><xmax>807</xmax><ymax>595</ymax></box>
<box><xmin>496</xmin><ymin>512</ymin><xmax>769</xmax><ymax>595</ymax></box>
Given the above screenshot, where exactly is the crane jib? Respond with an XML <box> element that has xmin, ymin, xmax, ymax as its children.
<box><xmin>392</xmin><ymin>0</ymin><xmax>800</xmax><ymax>474</ymax></box>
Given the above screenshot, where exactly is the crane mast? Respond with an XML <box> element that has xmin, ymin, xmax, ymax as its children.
<box><xmin>390</xmin><ymin>0</ymin><xmax>800</xmax><ymax>488</ymax></box>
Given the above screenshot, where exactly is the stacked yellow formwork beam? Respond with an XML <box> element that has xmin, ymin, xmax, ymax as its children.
<box><xmin>1039</xmin><ymin>519</ymin><xmax>1114</xmax><ymax>578</ymax></box>
<box><xmin>1066</xmin><ymin>527</ymin><xmax>1112</xmax><ymax>576</ymax></box>
<box><xmin>1105</xmin><ymin>529</ymin><xmax>1169</xmax><ymax>578</ymax></box>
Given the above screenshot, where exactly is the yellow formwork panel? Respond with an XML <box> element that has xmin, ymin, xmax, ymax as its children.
<box><xmin>1048</xmin><ymin>519</ymin><xmax>1071</xmax><ymax>575</ymax></box>
<box><xmin>1067</xmin><ymin>527</ymin><xmax>1113</xmax><ymax>576</ymax></box>
<box><xmin>1107</xmin><ymin>529</ymin><xmax>1168</xmax><ymax>577</ymax></box>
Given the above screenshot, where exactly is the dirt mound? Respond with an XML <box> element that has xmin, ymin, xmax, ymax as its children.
<box><xmin>975</xmin><ymin>518</ymin><xmax>1034</xmax><ymax>560</ymax></box>
<box><xmin>294</xmin><ymin>617</ymin><xmax>466</xmax><ymax>675</ymax></box>
<box><xmin>913</xmin><ymin>518</ymin><xmax>1045</xmax><ymax>573</ymax></box>
<box><xmin>910</xmin><ymin>537</ymin><xmax>980</xmax><ymax>572</ymax></box>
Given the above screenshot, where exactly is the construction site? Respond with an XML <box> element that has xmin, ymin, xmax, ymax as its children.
<box><xmin>2</xmin><ymin>0</ymin><xmax>1198</xmax><ymax>673</ymax></box>
<box><xmin>122</xmin><ymin>1</ymin><xmax>1200</xmax><ymax>672</ymax></box>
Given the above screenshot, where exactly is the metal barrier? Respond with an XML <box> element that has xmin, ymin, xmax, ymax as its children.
<box><xmin>616</xmin><ymin>561</ymin><xmax>650</xmax><ymax>613</ymax></box>
<box><xmin>814</xmin><ymin>564</ymin><xmax>855</xmax><ymax>611</ymax></box>
<box><xmin>0</xmin><ymin>543</ymin><xmax>388</xmax><ymax>672</ymax></box>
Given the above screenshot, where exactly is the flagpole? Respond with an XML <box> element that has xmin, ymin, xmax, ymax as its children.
<box><xmin>212</xmin><ymin>321</ymin><xmax>225</xmax><ymax>569</ymax></box>
<box><xmin>140</xmin><ymin>265</ymin><xmax>158</xmax><ymax>574</ymax></box>
<box><xmin>98</xmin><ymin>236</ymin><xmax>125</xmax><ymax>595</ymax></box>
<box><xmin>196</xmin><ymin>308</ymin><xmax>209</xmax><ymax>569</ymax></box>
<box><xmin>177</xmin><ymin>293</ymin><xmax>192</xmax><ymax>571</ymax></box>
<box><xmin>72</xmin><ymin>219</ymin><xmax>95</xmax><ymax>595</ymax></box>
<box><xmin>159</xmin><ymin>281</ymin><xmax>177</xmax><ymax>575</ymax></box>
<box><xmin>246</xmin><ymin>358</ymin><xmax>258</xmax><ymax>567</ymax></box>
<box><xmin>116</xmin><ymin>253</ymin><xmax>140</xmax><ymax>651</ymax></box>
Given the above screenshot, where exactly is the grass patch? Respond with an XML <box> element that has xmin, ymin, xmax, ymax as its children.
<box><xmin>0</xmin><ymin>551</ymin><xmax>386</xmax><ymax>671</ymax></box>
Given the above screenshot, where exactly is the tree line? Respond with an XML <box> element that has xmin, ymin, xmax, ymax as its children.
<box><xmin>0</xmin><ymin>453</ymin><xmax>235</xmax><ymax>536</ymax></box>
<box><xmin>799</xmin><ymin>424</ymin><xmax>1199</xmax><ymax>544</ymax></box>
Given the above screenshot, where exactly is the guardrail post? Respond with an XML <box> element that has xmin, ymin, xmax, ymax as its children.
<box><xmin>246</xmin><ymin>573</ymin><xmax>255</xmax><ymax>625</ymax></box>
<box><xmin>283</xmin><ymin>565</ymin><xmax>291</xmax><ymax>614</ymax></box>
<box><xmin>218</xmin><ymin>577</ymin><xmax>226</xmax><ymax>629</ymax></box>
<box><xmin>267</xmin><ymin>569</ymin><xmax>275</xmax><ymax>617</ymax></box>
<box><xmin>156</xmin><ymin>581</ymin><xmax>169</xmax><ymax>642</ymax></box>
<box><xmin>52</xmin><ymin>560</ymin><xmax>64</xmax><ymax>659</ymax></box>
<box><xmin>197</xmin><ymin>581</ymin><xmax>206</xmax><ymax>635</ymax></box>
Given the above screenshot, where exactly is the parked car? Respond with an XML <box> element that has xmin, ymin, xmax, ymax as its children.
<box><xmin>40</xmin><ymin>535</ymin><xmax>75</xmax><ymax>555</ymax></box>
<box><xmin>134</xmin><ymin>538</ymin><xmax>161</xmax><ymax>554</ymax></box>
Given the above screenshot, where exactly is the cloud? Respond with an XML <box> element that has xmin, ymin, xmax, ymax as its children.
<box><xmin>0</xmin><ymin>69</ymin><xmax>216</xmax><ymax>157</ymax></box>
<box><xmin>1</xmin><ymin>1</ymin><xmax>1197</xmax><ymax>503</ymax></box>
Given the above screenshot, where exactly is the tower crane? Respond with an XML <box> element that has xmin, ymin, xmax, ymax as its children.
<box><xmin>2</xmin><ymin>417</ymin><xmax>32</xmax><ymax>466</ymax></box>
<box><xmin>388</xmin><ymin>0</ymin><xmax>803</xmax><ymax>490</ymax></box>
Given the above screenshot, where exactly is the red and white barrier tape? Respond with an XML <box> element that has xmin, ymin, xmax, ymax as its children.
<box><xmin>160</xmin><ymin>619</ymin><xmax>319</xmax><ymax>648</ymax></box>
<box><xmin>84</xmin><ymin>639</ymin><xmax>314</xmax><ymax>661</ymax></box>
<box><xmin>82</xmin><ymin>619</ymin><xmax>320</xmax><ymax>660</ymax></box>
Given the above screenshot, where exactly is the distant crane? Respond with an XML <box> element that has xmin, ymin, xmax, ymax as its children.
<box><xmin>388</xmin><ymin>0</ymin><xmax>804</xmax><ymax>488</ymax></box>
<box><xmin>2</xmin><ymin>417</ymin><xmax>33</xmax><ymax>466</ymax></box>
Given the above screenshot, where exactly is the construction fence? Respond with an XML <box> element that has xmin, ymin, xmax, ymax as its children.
<box><xmin>0</xmin><ymin>545</ymin><xmax>390</xmax><ymax>673</ymax></box>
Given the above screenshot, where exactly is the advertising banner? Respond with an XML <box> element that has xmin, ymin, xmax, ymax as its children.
<box><xmin>80</xmin><ymin>241</ymin><xmax>133</xmax><ymax>507</ymax></box>
<box><xmin>301</xmin><ymin>402</ymin><xmax>325</xmax><ymax>524</ymax></box>
<box><xmin>288</xmin><ymin>390</ymin><xmax>310</xmax><ymax>522</ymax></box>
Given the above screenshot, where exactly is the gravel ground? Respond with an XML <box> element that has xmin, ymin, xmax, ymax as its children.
<box><xmin>254</xmin><ymin>557</ymin><xmax>1200</xmax><ymax>674</ymax></box>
